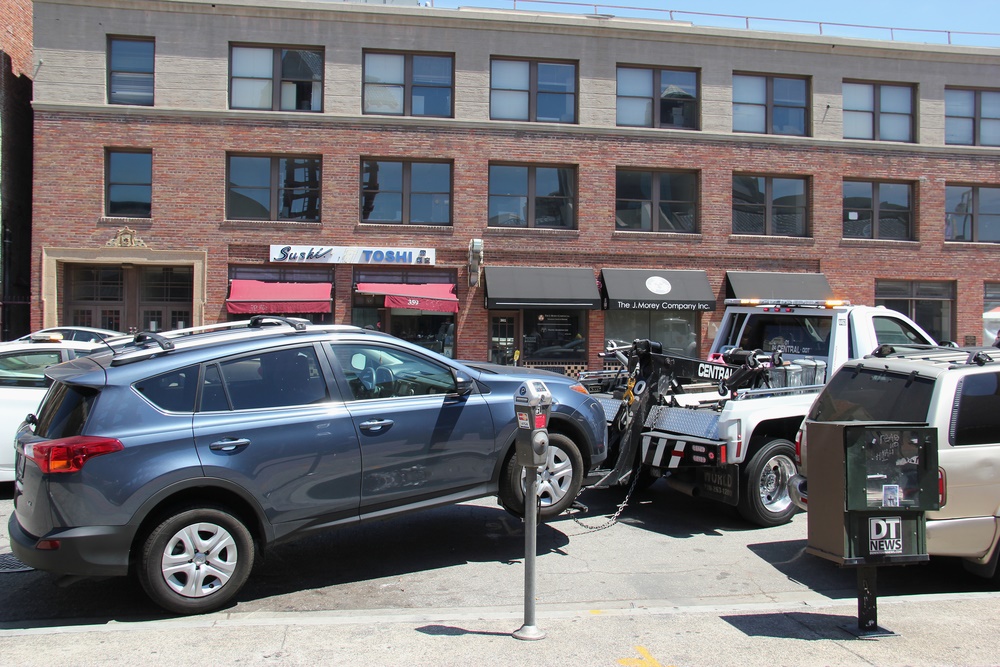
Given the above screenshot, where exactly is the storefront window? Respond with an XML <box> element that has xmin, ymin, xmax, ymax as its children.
<box><xmin>875</xmin><ymin>280</ymin><xmax>954</xmax><ymax>344</ymax></box>
<box><xmin>352</xmin><ymin>267</ymin><xmax>457</xmax><ymax>358</ymax></box>
<box><xmin>522</xmin><ymin>309</ymin><xmax>586</xmax><ymax>362</ymax></box>
<box><xmin>605</xmin><ymin>311</ymin><xmax>700</xmax><ymax>357</ymax></box>
<box><xmin>985</xmin><ymin>283</ymin><xmax>1000</xmax><ymax>346</ymax></box>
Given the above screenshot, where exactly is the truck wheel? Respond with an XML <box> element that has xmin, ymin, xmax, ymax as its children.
<box><xmin>138</xmin><ymin>505</ymin><xmax>255</xmax><ymax>615</ymax></box>
<box><xmin>737</xmin><ymin>439</ymin><xmax>797</xmax><ymax>528</ymax></box>
<box><xmin>499</xmin><ymin>432</ymin><xmax>584</xmax><ymax>521</ymax></box>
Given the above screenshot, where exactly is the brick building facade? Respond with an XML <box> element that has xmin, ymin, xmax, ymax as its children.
<box><xmin>28</xmin><ymin>0</ymin><xmax>1000</xmax><ymax>372</ymax></box>
<box><xmin>0</xmin><ymin>0</ymin><xmax>34</xmax><ymax>338</ymax></box>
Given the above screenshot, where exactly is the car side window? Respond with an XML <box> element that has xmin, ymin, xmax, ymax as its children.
<box><xmin>873</xmin><ymin>316</ymin><xmax>928</xmax><ymax>346</ymax></box>
<box><xmin>330</xmin><ymin>343</ymin><xmax>456</xmax><ymax>400</ymax></box>
<box><xmin>0</xmin><ymin>351</ymin><xmax>63</xmax><ymax>387</ymax></box>
<box><xmin>217</xmin><ymin>347</ymin><xmax>328</xmax><ymax>410</ymax></box>
<box><xmin>135</xmin><ymin>365</ymin><xmax>199</xmax><ymax>412</ymax></box>
<box><xmin>953</xmin><ymin>372</ymin><xmax>1000</xmax><ymax>446</ymax></box>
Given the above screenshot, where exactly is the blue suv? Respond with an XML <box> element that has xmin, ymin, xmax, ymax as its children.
<box><xmin>9</xmin><ymin>317</ymin><xmax>607</xmax><ymax>614</ymax></box>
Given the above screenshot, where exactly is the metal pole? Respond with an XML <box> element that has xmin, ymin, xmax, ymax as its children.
<box><xmin>513</xmin><ymin>466</ymin><xmax>545</xmax><ymax>641</ymax></box>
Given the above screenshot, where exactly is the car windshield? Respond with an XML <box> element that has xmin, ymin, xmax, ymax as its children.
<box><xmin>809</xmin><ymin>365</ymin><xmax>934</xmax><ymax>423</ymax></box>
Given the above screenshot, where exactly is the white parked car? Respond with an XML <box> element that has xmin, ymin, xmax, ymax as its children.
<box><xmin>0</xmin><ymin>335</ymin><xmax>102</xmax><ymax>482</ymax></box>
<box><xmin>11</xmin><ymin>326</ymin><xmax>125</xmax><ymax>344</ymax></box>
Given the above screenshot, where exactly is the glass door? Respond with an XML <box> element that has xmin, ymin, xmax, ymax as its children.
<box><xmin>490</xmin><ymin>313</ymin><xmax>519</xmax><ymax>365</ymax></box>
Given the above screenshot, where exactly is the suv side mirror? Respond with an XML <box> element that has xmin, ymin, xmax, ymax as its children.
<box><xmin>452</xmin><ymin>369</ymin><xmax>475</xmax><ymax>396</ymax></box>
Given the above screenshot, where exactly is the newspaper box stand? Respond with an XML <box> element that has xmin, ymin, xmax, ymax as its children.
<box><xmin>805</xmin><ymin>422</ymin><xmax>939</xmax><ymax>637</ymax></box>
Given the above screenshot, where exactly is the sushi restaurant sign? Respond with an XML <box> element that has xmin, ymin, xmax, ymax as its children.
<box><xmin>270</xmin><ymin>245</ymin><xmax>436</xmax><ymax>265</ymax></box>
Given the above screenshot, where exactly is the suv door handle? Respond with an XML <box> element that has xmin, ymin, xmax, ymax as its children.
<box><xmin>359</xmin><ymin>419</ymin><xmax>394</xmax><ymax>432</ymax></box>
<box><xmin>209</xmin><ymin>438</ymin><xmax>251</xmax><ymax>452</ymax></box>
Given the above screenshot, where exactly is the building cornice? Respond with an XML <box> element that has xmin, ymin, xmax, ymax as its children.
<box><xmin>35</xmin><ymin>0</ymin><xmax>1000</xmax><ymax>64</ymax></box>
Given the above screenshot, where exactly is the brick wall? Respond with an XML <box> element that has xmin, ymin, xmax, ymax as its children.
<box><xmin>0</xmin><ymin>0</ymin><xmax>32</xmax><ymax>78</ymax></box>
<box><xmin>32</xmin><ymin>111</ymin><xmax>1000</xmax><ymax>361</ymax></box>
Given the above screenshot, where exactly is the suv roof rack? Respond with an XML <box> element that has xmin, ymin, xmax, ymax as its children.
<box><xmin>108</xmin><ymin>317</ymin><xmax>319</xmax><ymax>367</ymax></box>
<box><xmin>870</xmin><ymin>344</ymin><xmax>997</xmax><ymax>367</ymax></box>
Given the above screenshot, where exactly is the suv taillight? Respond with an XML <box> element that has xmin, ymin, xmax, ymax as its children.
<box><xmin>24</xmin><ymin>436</ymin><xmax>124</xmax><ymax>474</ymax></box>
<box><xmin>939</xmin><ymin>468</ymin><xmax>947</xmax><ymax>508</ymax></box>
<box><xmin>794</xmin><ymin>427</ymin><xmax>804</xmax><ymax>466</ymax></box>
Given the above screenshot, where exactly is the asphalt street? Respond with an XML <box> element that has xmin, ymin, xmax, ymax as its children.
<box><xmin>3</xmin><ymin>481</ymin><xmax>1000</xmax><ymax>666</ymax></box>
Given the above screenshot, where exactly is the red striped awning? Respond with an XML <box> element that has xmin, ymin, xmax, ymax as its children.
<box><xmin>355</xmin><ymin>282</ymin><xmax>459</xmax><ymax>314</ymax></box>
<box><xmin>226</xmin><ymin>280</ymin><xmax>332</xmax><ymax>314</ymax></box>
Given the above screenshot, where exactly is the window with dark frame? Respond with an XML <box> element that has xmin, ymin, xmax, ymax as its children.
<box><xmin>615</xmin><ymin>169</ymin><xmax>698</xmax><ymax>233</ymax></box>
<box><xmin>227</xmin><ymin>155</ymin><xmax>321</xmax><ymax>222</ymax></box>
<box><xmin>732</xmin><ymin>175</ymin><xmax>808</xmax><ymax>237</ymax></box>
<box><xmin>360</xmin><ymin>159</ymin><xmax>452</xmax><ymax>225</ymax></box>
<box><xmin>488</xmin><ymin>164</ymin><xmax>577</xmax><ymax>229</ymax></box>
<box><xmin>490</xmin><ymin>58</ymin><xmax>577</xmax><ymax>123</ymax></box>
<box><xmin>875</xmin><ymin>279</ymin><xmax>954</xmax><ymax>344</ymax></box>
<box><xmin>732</xmin><ymin>74</ymin><xmax>809</xmax><ymax>136</ymax></box>
<box><xmin>363</xmin><ymin>52</ymin><xmax>454</xmax><ymax>117</ymax></box>
<box><xmin>843</xmin><ymin>180</ymin><xmax>914</xmax><ymax>240</ymax></box>
<box><xmin>616</xmin><ymin>66</ymin><xmax>699</xmax><ymax>129</ymax></box>
<box><xmin>843</xmin><ymin>81</ymin><xmax>915</xmax><ymax>142</ymax></box>
<box><xmin>945</xmin><ymin>88</ymin><xmax>1000</xmax><ymax>146</ymax></box>
<box><xmin>946</xmin><ymin>184</ymin><xmax>1000</xmax><ymax>242</ymax></box>
<box><xmin>108</xmin><ymin>37</ymin><xmax>154</xmax><ymax>106</ymax></box>
<box><xmin>230</xmin><ymin>45</ymin><xmax>323</xmax><ymax>111</ymax></box>
<box><xmin>106</xmin><ymin>150</ymin><xmax>152</xmax><ymax>218</ymax></box>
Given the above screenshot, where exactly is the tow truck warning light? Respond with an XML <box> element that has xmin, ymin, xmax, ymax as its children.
<box><xmin>725</xmin><ymin>298</ymin><xmax>850</xmax><ymax>309</ymax></box>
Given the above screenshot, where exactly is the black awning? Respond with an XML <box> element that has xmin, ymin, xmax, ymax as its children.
<box><xmin>725</xmin><ymin>271</ymin><xmax>833</xmax><ymax>302</ymax></box>
<box><xmin>600</xmin><ymin>269</ymin><xmax>716</xmax><ymax>311</ymax></box>
<box><xmin>484</xmin><ymin>266</ymin><xmax>601</xmax><ymax>309</ymax></box>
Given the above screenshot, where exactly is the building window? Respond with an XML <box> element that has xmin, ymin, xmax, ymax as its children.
<box><xmin>945</xmin><ymin>88</ymin><xmax>1000</xmax><ymax>146</ymax></box>
<box><xmin>489</xmin><ymin>165</ymin><xmax>576</xmax><ymax>229</ymax></box>
<box><xmin>876</xmin><ymin>280</ymin><xmax>953</xmax><ymax>344</ymax></box>
<box><xmin>843</xmin><ymin>181</ymin><xmax>913</xmax><ymax>240</ymax></box>
<box><xmin>108</xmin><ymin>37</ymin><xmax>154</xmax><ymax>106</ymax></box>
<box><xmin>106</xmin><ymin>150</ymin><xmax>152</xmax><ymax>218</ymax></box>
<box><xmin>490</xmin><ymin>59</ymin><xmax>577</xmax><ymax>123</ymax></box>
<box><xmin>615</xmin><ymin>169</ymin><xmax>697</xmax><ymax>232</ymax></box>
<box><xmin>616</xmin><ymin>66</ymin><xmax>699</xmax><ymax>129</ymax></box>
<box><xmin>523</xmin><ymin>309</ymin><xmax>586</xmax><ymax>362</ymax></box>
<box><xmin>733</xmin><ymin>74</ymin><xmax>808</xmax><ymax>136</ymax></box>
<box><xmin>363</xmin><ymin>52</ymin><xmax>453</xmax><ymax>117</ymax></box>
<box><xmin>732</xmin><ymin>175</ymin><xmax>807</xmax><ymax>237</ymax></box>
<box><xmin>360</xmin><ymin>160</ymin><xmax>452</xmax><ymax>225</ymax></box>
<box><xmin>946</xmin><ymin>185</ymin><xmax>1000</xmax><ymax>242</ymax></box>
<box><xmin>985</xmin><ymin>283</ymin><xmax>1000</xmax><ymax>346</ymax></box>
<box><xmin>843</xmin><ymin>81</ymin><xmax>914</xmax><ymax>142</ymax></box>
<box><xmin>227</xmin><ymin>155</ymin><xmax>321</xmax><ymax>221</ymax></box>
<box><xmin>230</xmin><ymin>45</ymin><xmax>323</xmax><ymax>111</ymax></box>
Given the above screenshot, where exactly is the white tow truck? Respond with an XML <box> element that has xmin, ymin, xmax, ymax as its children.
<box><xmin>583</xmin><ymin>298</ymin><xmax>937</xmax><ymax>527</ymax></box>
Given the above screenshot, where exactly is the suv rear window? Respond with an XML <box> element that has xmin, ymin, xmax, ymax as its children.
<box><xmin>34</xmin><ymin>382</ymin><xmax>99</xmax><ymax>439</ymax></box>
<box><xmin>809</xmin><ymin>366</ymin><xmax>934</xmax><ymax>423</ymax></box>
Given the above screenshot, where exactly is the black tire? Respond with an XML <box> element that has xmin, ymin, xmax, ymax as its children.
<box><xmin>498</xmin><ymin>432</ymin><xmax>584</xmax><ymax>521</ymax></box>
<box><xmin>737</xmin><ymin>438</ymin><xmax>798</xmax><ymax>528</ymax></box>
<box><xmin>138</xmin><ymin>505</ymin><xmax>255</xmax><ymax>615</ymax></box>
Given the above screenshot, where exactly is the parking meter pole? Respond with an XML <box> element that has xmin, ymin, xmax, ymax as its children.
<box><xmin>513</xmin><ymin>465</ymin><xmax>544</xmax><ymax>641</ymax></box>
<box><xmin>511</xmin><ymin>380</ymin><xmax>551</xmax><ymax>642</ymax></box>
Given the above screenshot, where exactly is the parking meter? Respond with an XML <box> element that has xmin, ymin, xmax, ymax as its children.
<box><xmin>514</xmin><ymin>380</ymin><xmax>552</xmax><ymax>467</ymax></box>
<box><xmin>512</xmin><ymin>380</ymin><xmax>551</xmax><ymax>642</ymax></box>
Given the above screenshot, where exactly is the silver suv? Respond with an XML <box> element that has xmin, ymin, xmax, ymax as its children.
<box><xmin>9</xmin><ymin>317</ymin><xmax>607</xmax><ymax>614</ymax></box>
<box><xmin>791</xmin><ymin>344</ymin><xmax>1000</xmax><ymax>581</ymax></box>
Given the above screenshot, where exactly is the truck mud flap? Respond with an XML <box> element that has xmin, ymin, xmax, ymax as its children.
<box><xmin>693</xmin><ymin>465</ymin><xmax>740</xmax><ymax>506</ymax></box>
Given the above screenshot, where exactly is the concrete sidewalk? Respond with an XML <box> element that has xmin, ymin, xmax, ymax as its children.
<box><xmin>1</xmin><ymin>591</ymin><xmax>999</xmax><ymax>666</ymax></box>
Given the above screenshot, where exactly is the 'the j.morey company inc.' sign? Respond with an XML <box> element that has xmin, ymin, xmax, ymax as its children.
<box><xmin>270</xmin><ymin>245</ymin><xmax>436</xmax><ymax>265</ymax></box>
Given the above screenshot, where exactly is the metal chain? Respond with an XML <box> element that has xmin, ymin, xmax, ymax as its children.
<box><xmin>567</xmin><ymin>466</ymin><xmax>640</xmax><ymax>533</ymax></box>
<box><xmin>567</xmin><ymin>350</ymin><xmax>642</xmax><ymax>533</ymax></box>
